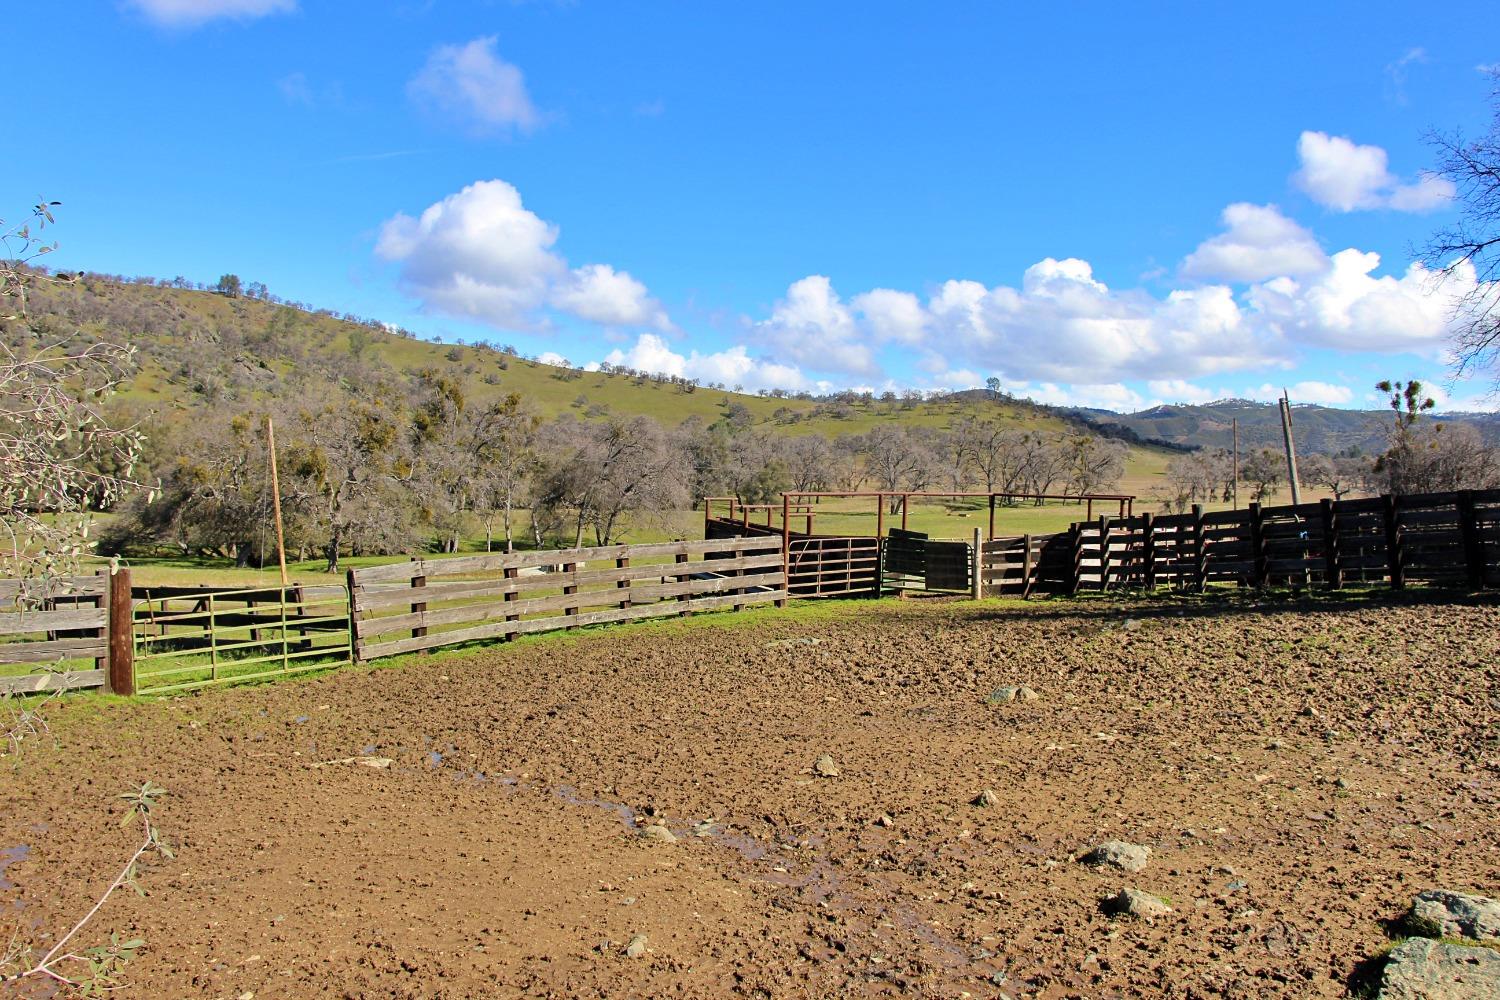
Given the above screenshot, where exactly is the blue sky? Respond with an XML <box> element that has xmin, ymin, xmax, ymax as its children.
<box><xmin>10</xmin><ymin>1</ymin><xmax>1499</xmax><ymax>411</ymax></box>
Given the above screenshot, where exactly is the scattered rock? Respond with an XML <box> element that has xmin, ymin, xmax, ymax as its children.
<box><xmin>691</xmin><ymin>820</ymin><xmax>717</xmax><ymax>838</ymax></box>
<box><xmin>638</xmin><ymin>824</ymin><xmax>677</xmax><ymax>845</ymax></box>
<box><xmin>813</xmin><ymin>754</ymin><xmax>841</xmax><ymax>778</ymax></box>
<box><xmin>1100</xmin><ymin>888</ymin><xmax>1172</xmax><ymax>919</ymax></box>
<box><xmin>986</xmin><ymin>685</ymin><xmax>1039</xmax><ymax>705</ymax></box>
<box><xmin>624</xmin><ymin>934</ymin><xmax>649</xmax><ymax>959</ymax></box>
<box><xmin>874</xmin><ymin>814</ymin><xmax>894</xmax><ymax>828</ymax></box>
<box><xmin>1376</xmin><ymin>937</ymin><xmax>1500</xmax><ymax>999</ymax></box>
<box><xmin>1079</xmin><ymin>841</ymin><xmax>1151</xmax><ymax>873</ymax></box>
<box><xmin>972</xmin><ymin>789</ymin><xmax>999</xmax><ymax>808</ymax></box>
<box><xmin>1406</xmin><ymin>890</ymin><xmax>1500</xmax><ymax>941</ymax></box>
<box><xmin>310</xmin><ymin>756</ymin><xmax>393</xmax><ymax>770</ymax></box>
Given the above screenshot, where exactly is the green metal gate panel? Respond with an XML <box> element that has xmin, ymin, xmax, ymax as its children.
<box><xmin>133</xmin><ymin>584</ymin><xmax>352</xmax><ymax>694</ymax></box>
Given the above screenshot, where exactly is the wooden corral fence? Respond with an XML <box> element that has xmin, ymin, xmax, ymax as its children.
<box><xmin>1056</xmin><ymin>488</ymin><xmax>1500</xmax><ymax>593</ymax></box>
<box><xmin>347</xmin><ymin>536</ymin><xmax>787</xmax><ymax>662</ymax></box>
<box><xmin>0</xmin><ymin>572</ymin><xmax>124</xmax><ymax>695</ymax></box>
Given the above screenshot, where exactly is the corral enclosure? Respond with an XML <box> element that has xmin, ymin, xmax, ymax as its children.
<box><xmin>1</xmin><ymin>591</ymin><xmax>1496</xmax><ymax>997</ymax></box>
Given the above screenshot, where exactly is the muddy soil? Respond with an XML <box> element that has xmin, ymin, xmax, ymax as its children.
<box><xmin>1</xmin><ymin>592</ymin><xmax>1497</xmax><ymax>999</ymax></box>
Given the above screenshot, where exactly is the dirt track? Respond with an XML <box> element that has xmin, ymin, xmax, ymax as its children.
<box><xmin>2</xmin><ymin>591</ymin><xmax>1498</xmax><ymax>998</ymax></box>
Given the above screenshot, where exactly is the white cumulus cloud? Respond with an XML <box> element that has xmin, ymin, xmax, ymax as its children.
<box><xmin>754</xmin><ymin>276</ymin><xmax>877</xmax><ymax>377</ymax></box>
<box><xmin>408</xmin><ymin>36</ymin><xmax>540</xmax><ymax>135</ymax></box>
<box><xmin>550</xmin><ymin>264</ymin><xmax>671</xmax><ymax>331</ymax></box>
<box><xmin>1293</xmin><ymin>131</ymin><xmax>1454</xmax><ymax>213</ymax></box>
<box><xmin>126</xmin><ymin>0</ymin><xmax>294</xmax><ymax>27</ymax></box>
<box><xmin>376</xmin><ymin>179</ymin><xmax>669</xmax><ymax>332</ymax></box>
<box><xmin>602</xmin><ymin>333</ymin><xmax>812</xmax><ymax>392</ymax></box>
<box><xmin>1181</xmin><ymin>203</ymin><xmax>1327</xmax><ymax>282</ymax></box>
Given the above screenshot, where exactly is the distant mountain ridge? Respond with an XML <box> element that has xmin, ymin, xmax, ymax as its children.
<box><xmin>1070</xmin><ymin>398</ymin><xmax>1500</xmax><ymax>456</ymax></box>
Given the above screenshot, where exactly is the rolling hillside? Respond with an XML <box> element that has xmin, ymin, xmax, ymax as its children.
<box><xmin>31</xmin><ymin>272</ymin><xmax>1176</xmax><ymax>498</ymax></box>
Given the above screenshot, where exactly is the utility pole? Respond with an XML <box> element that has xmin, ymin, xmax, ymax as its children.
<box><xmin>1279</xmin><ymin>391</ymin><xmax>1302</xmax><ymax>505</ymax></box>
<box><xmin>1231</xmin><ymin>417</ymin><xmax>1239</xmax><ymax>510</ymax></box>
<box><xmin>267</xmin><ymin>416</ymin><xmax>290</xmax><ymax>588</ymax></box>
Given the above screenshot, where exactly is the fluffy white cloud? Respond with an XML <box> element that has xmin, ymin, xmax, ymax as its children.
<box><xmin>924</xmin><ymin>259</ymin><xmax>1273</xmax><ymax>383</ymax></box>
<box><xmin>377</xmin><ymin>179</ymin><xmax>671</xmax><ymax>333</ymax></box>
<box><xmin>602</xmin><ymin>333</ymin><xmax>812</xmax><ymax>392</ymax></box>
<box><xmin>851</xmin><ymin>288</ymin><xmax>927</xmax><ymax>343</ymax></box>
<box><xmin>754</xmin><ymin>276</ymin><xmax>877</xmax><ymax>376</ymax></box>
<box><xmin>1146</xmin><ymin>379</ymin><xmax>1234</xmax><ymax>404</ymax></box>
<box><xmin>126</xmin><ymin>0</ymin><xmax>294</xmax><ymax>26</ymax></box>
<box><xmin>1181</xmin><ymin>203</ymin><xmax>1327</xmax><ymax>282</ymax></box>
<box><xmin>408</xmin><ymin>36</ymin><xmax>539</xmax><ymax>135</ymax></box>
<box><xmin>1247</xmin><ymin>250</ymin><xmax>1472</xmax><ymax>353</ymax></box>
<box><xmin>377</xmin><ymin>180</ymin><xmax>563</xmax><ymax>329</ymax></box>
<box><xmin>1293</xmin><ymin>131</ymin><xmax>1454</xmax><ymax>213</ymax></box>
<box><xmin>1250</xmin><ymin>381</ymin><xmax>1354</xmax><ymax>406</ymax></box>
<box><xmin>550</xmin><ymin>264</ymin><xmax>671</xmax><ymax>330</ymax></box>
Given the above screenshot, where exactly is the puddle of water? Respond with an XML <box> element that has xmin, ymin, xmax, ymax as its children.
<box><xmin>0</xmin><ymin>844</ymin><xmax>32</xmax><ymax>890</ymax></box>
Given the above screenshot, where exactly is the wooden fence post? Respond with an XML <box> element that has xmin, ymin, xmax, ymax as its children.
<box><xmin>675</xmin><ymin>552</ymin><xmax>691</xmax><ymax>616</ymax></box>
<box><xmin>1097</xmin><ymin>514</ymin><xmax>1111</xmax><ymax>591</ymax></box>
<box><xmin>1458</xmin><ymin>491</ymin><xmax>1484</xmax><ymax>589</ymax></box>
<box><xmin>970</xmin><ymin>528</ymin><xmax>982</xmax><ymax>600</ymax></box>
<box><xmin>1383</xmin><ymin>495</ymin><xmax>1404</xmax><ymax>590</ymax></box>
<box><xmin>1068</xmin><ymin>524</ymin><xmax>1084</xmax><ymax>596</ymax></box>
<box><xmin>563</xmin><ymin>559</ymin><xmax>579</xmax><ymax>625</ymax></box>
<box><xmin>870</xmin><ymin>537</ymin><xmax>884</xmax><ymax>599</ymax></box>
<box><xmin>410</xmin><ymin>566</ymin><xmax>427</xmax><ymax>645</ymax></box>
<box><xmin>502</xmin><ymin>566</ymin><xmax>520</xmax><ymax>639</ymax></box>
<box><xmin>1249</xmin><ymin>502</ymin><xmax>1266</xmax><ymax>588</ymax></box>
<box><xmin>107</xmin><ymin>567</ymin><xmax>134</xmax><ymax>696</ymax></box>
<box><xmin>1320</xmin><ymin>499</ymin><xmax>1341</xmax><ymax>590</ymax></box>
<box><xmin>93</xmin><ymin>569</ymin><xmax>109</xmax><ymax>677</ymax></box>
<box><xmin>1141</xmin><ymin>512</ymin><xmax>1156</xmax><ymax>590</ymax></box>
<box><xmin>1191</xmin><ymin>504</ymin><xmax>1207</xmax><ymax>593</ymax></box>
<box><xmin>616</xmin><ymin>556</ymin><xmax>632</xmax><ymax>609</ymax></box>
<box><xmin>345</xmin><ymin>568</ymin><xmax>362</xmax><ymax>662</ymax></box>
<box><xmin>1022</xmin><ymin>533</ymin><xmax>1034</xmax><ymax>599</ymax></box>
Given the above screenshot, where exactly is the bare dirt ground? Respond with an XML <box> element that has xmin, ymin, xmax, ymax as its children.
<box><xmin>2</xmin><ymin>591</ymin><xmax>1497</xmax><ymax>999</ymax></box>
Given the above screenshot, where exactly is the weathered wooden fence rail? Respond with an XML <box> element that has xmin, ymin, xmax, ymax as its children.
<box><xmin>1055</xmin><ymin>488</ymin><xmax>1500</xmax><ymax>594</ymax></box>
<box><xmin>0</xmin><ymin>573</ymin><xmax>114</xmax><ymax>695</ymax></box>
<box><xmin>347</xmin><ymin>535</ymin><xmax>787</xmax><ymax>662</ymax></box>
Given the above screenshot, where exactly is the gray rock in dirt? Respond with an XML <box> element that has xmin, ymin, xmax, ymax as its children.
<box><xmin>1377</xmin><ymin>937</ymin><xmax>1500</xmax><ymax>999</ymax></box>
<box><xmin>1079</xmin><ymin>841</ymin><xmax>1151</xmax><ymax>873</ymax></box>
<box><xmin>638</xmin><ymin>824</ymin><xmax>677</xmax><ymax>845</ymax></box>
<box><xmin>1406</xmin><ymin>890</ymin><xmax>1500</xmax><ymax>941</ymax></box>
<box><xmin>972</xmin><ymin>789</ymin><xmax>999</xmax><ymax>808</ymax></box>
<box><xmin>986</xmin><ymin>685</ymin><xmax>1039</xmax><ymax>705</ymax></box>
<box><xmin>813</xmin><ymin>754</ymin><xmax>841</xmax><ymax>778</ymax></box>
<box><xmin>1100</xmin><ymin>888</ymin><xmax>1172</xmax><ymax>919</ymax></box>
<box><xmin>624</xmin><ymin>934</ymin><xmax>649</xmax><ymax>959</ymax></box>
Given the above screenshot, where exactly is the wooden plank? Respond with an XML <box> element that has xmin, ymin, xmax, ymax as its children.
<box><xmin>351</xmin><ymin>538</ymin><xmax>782</xmax><ymax>584</ymax></box>
<box><xmin>0</xmin><ymin>607</ymin><xmax>108</xmax><ymax>634</ymax></box>
<box><xmin>0</xmin><ymin>576</ymin><xmax>108</xmax><ymax>602</ymax></box>
<box><xmin>0</xmin><ymin>668</ymin><xmax>107</xmax><ymax>695</ymax></box>
<box><xmin>359</xmin><ymin>588</ymin><xmax>788</xmax><ymax>660</ymax></box>
<box><xmin>0</xmin><ymin>637</ymin><xmax>109</xmax><ymax>665</ymax></box>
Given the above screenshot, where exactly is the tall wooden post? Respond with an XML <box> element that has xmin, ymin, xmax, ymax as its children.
<box><xmin>1249</xmin><ymin>502</ymin><xmax>1266</xmax><ymax>588</ymax></box>
<box><xmin>1021</xmin><ymin>533</ymin><xmax>1034</xmax><ymax>599</ymax></box>
<box><xmin>1068</xmin><ymin>524</ymin><xmax>1084</xmax><ymax>596</ymax></box>
<box><xmin>988</xmin><ymin>494</ymin><xmax>996</xmax><ymax>541</ymax></box>
<box><xmin>1383</xmin><ymin>495</ymin><xmax>1404</xmax><ymax>590</ymax></box>
<box><xmin>345</xmin><ymin>568</ymin><xmax>362</xmax><ymax>662</ymax></box>
<box><xmin>1191</xmin><ymin>504</ymin><xmax>1207</xmax><ymax>593</ymax></box>
<box><xmin>1142</xmin><ymin>512</ymin><xmax>1156</xmax><ymax>590</ymax></box>
<box><xmin>781</xmin><ymin>493</ymin><xmax>791</xmax><ymax>605</ymax></box>
<box><xmin>675</xmin><ymin>552</ymin><xmax>691</xmax><ymax>616</ymax></box>
<box><xmin>901</xmin><ymin>494</ymin><xmax>909</xmax><ymax>531</ymax></box>
<box><xmin>876</xmin><ymin>494</ymin><xmax>885</xmax><ymax>542</ymax></box>
<box><xmin>1458</xmin><ymin>491</ymin><xmax>1483</xmax><ymax>589</ymax></box>
<box><xmin>266</xmin><ymin>416</ymin><xmax>289</xmax><ymax>588</ymax></box>
<box><xmin>562</xmin><ymin>559</ymin><xmax>579</xmax><ymax>624</ymax></box>
<box><xmin>970</xmin><ymin>528</ymin><xmax>982</xmax><ymax>601</ymax></box>
<box><xmin>107</xmin><ymin>567</ymin><xmax>134</xmax><ymax>696</ymax></box>
<box><xmin>616</xmin><ymin>556</ymin><xmax>632</xmax><ymax>609</ymax></box>
<box><xmin>1097</xmin><ymin>514</ymin><xmax>1111</xmax><ymax>591</ymax></box>
<box><xmin>1320</xmin><ymin>498</ymin><xmax>1341</xmax><ymax>590</ymax></box>
<box><xmin>503</xmin><ymin>566</ymin><xmax>519</xmax><ymax>640</ymax></box>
